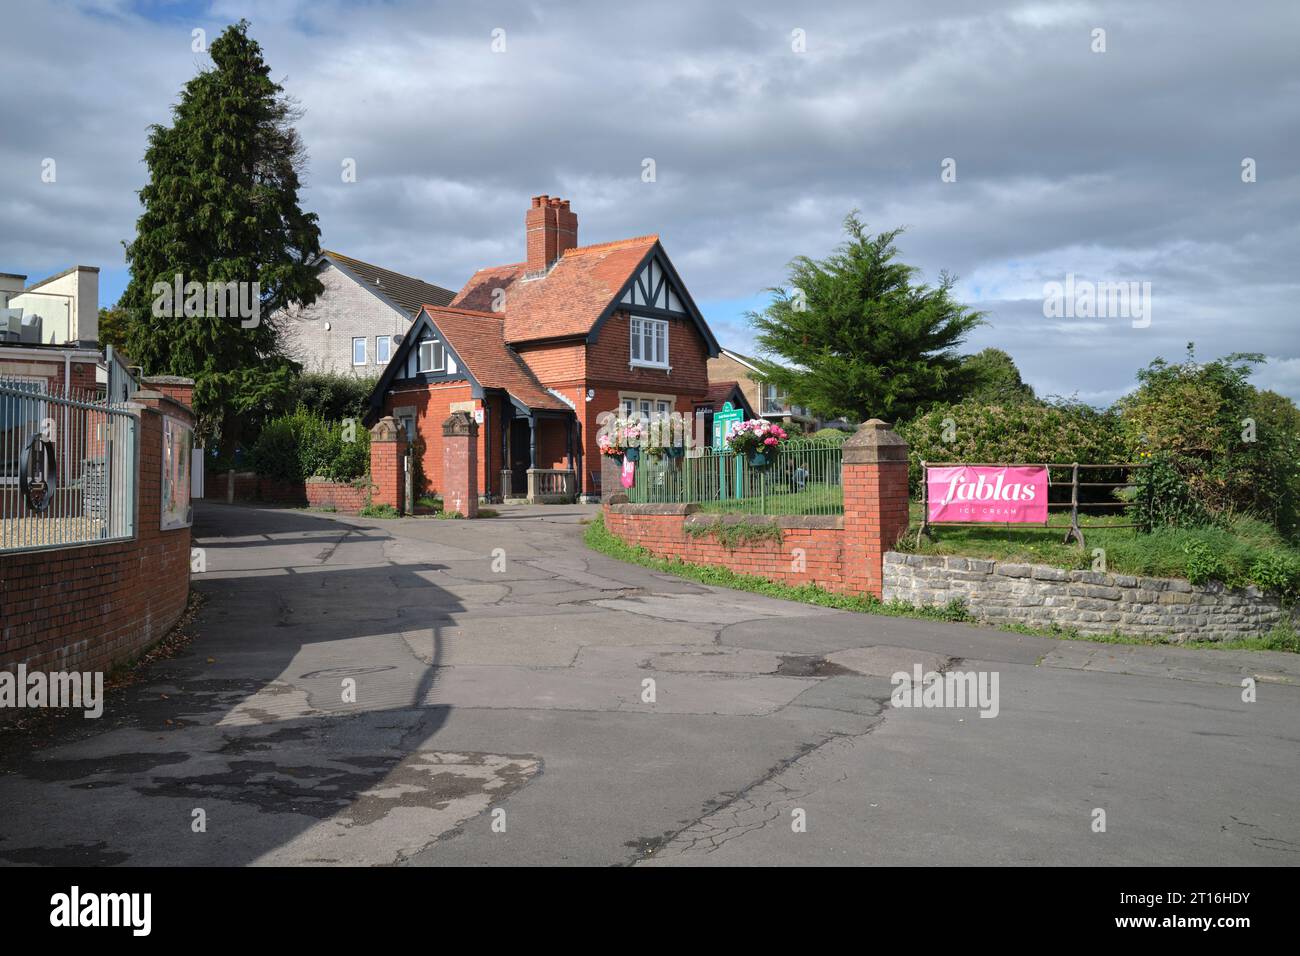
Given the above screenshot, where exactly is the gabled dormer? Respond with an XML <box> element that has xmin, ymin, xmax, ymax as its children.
<box><xmin>619</xmin><ymin>253</ymin><xmax>686</xmax><ymax>314</ymax></box>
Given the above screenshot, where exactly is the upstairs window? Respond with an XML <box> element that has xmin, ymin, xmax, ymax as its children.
<box><xmin>761</xmin><ymin>383</ymin><xmax>788</xmax><ymax>415</ymax></box>
<box><xmin>352</xmin><ymin>337</ymin><xmax>367</xmax><ymax>366</ymax></box>
<box><xmin>376</xmin><ymin>335</ymin><xmax>391</xmax><ymax>365</ymax></box>
<box><xmin>417</xmin><ymin>338</ymin><xmax>446</xmax><ymax>373</ymax></box>
<box><xmin>630</xmin><ymin>316</ymin><xmax>668</xmax><ymax>368</ymax></box>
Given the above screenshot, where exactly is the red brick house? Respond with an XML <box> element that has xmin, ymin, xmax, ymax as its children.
<box><xmin>364</xmin><ymin>195</ymin><xmax>722</xmax><ymax>502</ymax></box>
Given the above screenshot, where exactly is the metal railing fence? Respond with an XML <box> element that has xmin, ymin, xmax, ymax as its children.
<box><xmin>626</xmin><ymin>438</ymin><xmax>844</xmax><ymax>516</ymax></box>
<box><xmin>0</xmin><ymin>378</ymin><xmax>137</xmax><ymax>553</ymax></box>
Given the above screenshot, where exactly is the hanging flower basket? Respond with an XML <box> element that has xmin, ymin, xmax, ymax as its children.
<box><xmin>599</xmin><ymin>418</ymin><xmax>644</xmax><ymax>459</ymax></box>
<box><xmin>726</xmin><ymin>419</ymin><xmax>788</xmax><ymax>469</ymax></box>
<box><xmin>624</xmin><ymin>447</ymin><xmax>640</xmax><ymax>462</ymax></box>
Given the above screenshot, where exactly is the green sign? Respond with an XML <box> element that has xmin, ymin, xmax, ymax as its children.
<box><xmin>712</xmin><ymin>401</ymin><xmax>744</xmax><ymax>449</ymax></box>
<box><xmin>712</xmin><ymin>401</ymin><xmax>746</xmax><ymax>499</ymax></box>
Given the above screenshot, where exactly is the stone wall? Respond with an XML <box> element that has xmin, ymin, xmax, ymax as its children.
<box><xmin>883</xmin><ymin>553</ymin><xmax>1296</xmax><ymax>641</ymax></box>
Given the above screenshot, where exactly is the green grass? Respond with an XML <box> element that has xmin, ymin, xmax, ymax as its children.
<box><xmin>584</xmin><ymin>514</ymin><xmax>1299</xmax><ymax>653</ymax></box>
<box><xmin>684</xmin><ymin>517</ymin><xmax>784</xmax><ymax>549</ymax></box>
<box><xmin>693</xmin><ymin>482</ymin><xmax>843</xmax><ymax>516</ymax></box>
<box><xmin>901</xmin><ymin>503</ymin><xmax>1300</xmax><ymax>600</ymax></box>
<box><xmin>586</xmin><ymin>514</ymin><xmax>962</xmax><ymax>620</ymax></box>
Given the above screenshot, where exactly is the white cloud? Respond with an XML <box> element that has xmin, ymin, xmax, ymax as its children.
<box><xmin>0</xmin><ymin>0</ymin><xmax>1295</xmax><ymax>406</ymax></box>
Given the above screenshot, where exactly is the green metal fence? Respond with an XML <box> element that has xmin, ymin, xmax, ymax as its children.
<box><xmin>626</xmin><ymin>438</ymin><xmax>844</xmax><ymax>515</ymax></box>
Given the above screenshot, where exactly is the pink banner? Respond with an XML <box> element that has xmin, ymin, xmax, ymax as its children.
<box><xmin>926</xmin><ymin>466</ymin><xmax>1048</xmax><ymax>524</ymax></box>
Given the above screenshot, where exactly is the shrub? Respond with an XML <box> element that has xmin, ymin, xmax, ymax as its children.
<box><xmin>1117</xmin><ymin>347</ymin><xmax>1300</xmax><ymax>539</ymax></box>
<box><xmin>247</xmin><ymin>411</ymin><xmax>318</xmax><ymax>482</ymax></box>
<box><xmin>408</xmin><ymin>436</ymin><xmax>430</xmax><ymax>498</ymax></box>
<box><xmin>290</xmin><ymin>372</ymin><xmax>379</xmax><ymax>422</ymax></box>
<box><xmin>898</xmin><ymin>398</ymin><xmax>1126</xmax><ymax>495</ymax></box>
<box><xmin>1131</xmin><ymin>456</ymin><xmax>1210</xmax><ymax>532</ymax></box>
<box><xmin>326</xmin><ymin>425</ymin><xmax>370</xmax><ymax>481</ymax></box>
<box><xmin>1249</xmin><ymin>551</ymin><xmax>1300</xmax><ymax>604</ymax></box>
<box><xmin>248</xmin><ymin>406</ymin><xmax>369</xmax><ymax>483</ymax></box>
<box><xmin>1182</xmin><ymin>541</ymin><xmax>1235</xmax><ymax>588</ymax></box>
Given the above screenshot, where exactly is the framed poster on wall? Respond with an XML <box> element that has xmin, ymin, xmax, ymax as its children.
<box><xmin>161</xmin><ymin>415</ymin><xmax>194</xmax><ymax>531</ymax></box>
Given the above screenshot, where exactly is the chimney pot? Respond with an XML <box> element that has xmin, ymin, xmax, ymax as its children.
<box><xmin>526</xmin><ymin>195</ymin><xmax>578</xmax><ymax>274</ymax></box>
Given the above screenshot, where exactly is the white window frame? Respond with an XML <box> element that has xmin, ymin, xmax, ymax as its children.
<box><xmin>619</xmin><ymin>392</ymin><xmax>675</xmax><ymax>425</ymax></box>
<box><xmin>761</xmin><ymin>382</ymin><xmax>788</xmax><ymax>415</ymax></box>
<box><xmin>417</xmin><ymin>338</ymin><xmax>446</xmax><ymax>374</ymax></box>
<box><xmin>629</xmin><ymin>316</ymin><xmax>669</xmax><ymax>369</ymax></box>
<box><xmin>352</xmin><ymin>336</ymin><xmax>367</xmax><ymax>366</ymax></box>
<box><xmin>376</xmin><ymin>335</ymin><xmax>391</xmax><ymax>365</ymax></box>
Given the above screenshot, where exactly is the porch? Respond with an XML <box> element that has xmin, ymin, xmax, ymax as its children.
<box><xmin>498</xmin><ymin>406</ymin><xmax>579</xmax><ymax>504</ymax></box>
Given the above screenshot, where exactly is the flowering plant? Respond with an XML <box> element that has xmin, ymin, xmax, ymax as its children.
<box><xmin>598</xmin><ymin>418</ymin><xmax>645</xmax><ymax>458</ymax></box>
<box><xmin>725</xmin><ymin>419</ymin><xmax>788</xmax><ymax>457</ymax></box>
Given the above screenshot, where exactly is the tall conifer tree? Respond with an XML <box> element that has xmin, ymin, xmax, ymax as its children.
<box><xmin>122</xmin><ymin>20</ymin><xmax>322</xmax><ymax>455</ymax></box>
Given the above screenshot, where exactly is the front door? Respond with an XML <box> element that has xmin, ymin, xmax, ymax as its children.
<box><xmin>509</xmin><ymin>417</ymin><xmax>531</xmax><ymax>495</ymax></box>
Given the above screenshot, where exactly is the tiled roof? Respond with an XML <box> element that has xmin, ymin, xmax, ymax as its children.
<box><xmin>701</xmin><ymin>380</ymin><xmax>755</xmax><ymax>417</ymax></box>
<box><xmin>451</xmin><ymin>235</ymin><xmax>659</xmax><ymax>344</ymax></box>
<box><xmin>324</xmin><ymin>250</ymin><xmax>455</xmax><ymax>316</ymax></box>
<box><xmin>419</xmin><ymin>306</ymin><xmax>570</xmax><ymax>412</ymax></box>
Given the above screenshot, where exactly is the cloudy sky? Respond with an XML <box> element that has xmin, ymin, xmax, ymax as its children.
<box><xmin>3</xmin><ymin>0</ymin><xmax>1297</xmax><ymax>405</ymax></box>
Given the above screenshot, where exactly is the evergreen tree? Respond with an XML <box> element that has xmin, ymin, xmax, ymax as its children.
<box><xmin>748</xmin><ymin>214</ymin><xmax>984</xmax><ymax>423</ymax></box>
<box><xmin>961</xmin><ymin>347</ymin><xmax>1035</xmax><ymax>403</ymax></box>
<box><xmin>96</xmin><ymin>305</ymin><xmax>129</xmax><ymax>353</ymax></box>
<box><xmin>120</xmin><ymin>19</ymin><xmax>322</xmax><ymax>455</ymax></box>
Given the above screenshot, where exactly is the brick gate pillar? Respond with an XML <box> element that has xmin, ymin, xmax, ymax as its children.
<box><xmin>442</xmin><ymin>411</ymin><xmax>479</xmax><ymax>518</ymax></box>
<box><xmin>369</xmin><ymin>416</ymin><xmax>407</xmax><ymax>513</ymax></box>
<box><xmin>842</xmin><ymin>419</ymin><xmax>910</xmax><ymax>598</ymax></box>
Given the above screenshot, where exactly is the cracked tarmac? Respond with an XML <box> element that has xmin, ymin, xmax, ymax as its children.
<box><xmin>1</xmin><ymin>501</ymin><xmax>1297</xmax><ymax>866</ymax></box>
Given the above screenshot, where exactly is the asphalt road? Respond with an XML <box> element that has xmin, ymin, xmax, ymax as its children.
<box><xmin>1</xmin><ymin>501</ymin><xmax>1296</xmax><ymax>866</ymax></box>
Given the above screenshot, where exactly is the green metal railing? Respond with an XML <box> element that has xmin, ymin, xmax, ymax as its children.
<box><xmin>626</xmin><ymin>438</ymin><xmax>844</xmax><ymax>515</ymax></box>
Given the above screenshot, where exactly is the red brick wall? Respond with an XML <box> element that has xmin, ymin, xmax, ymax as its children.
<box><xmin>304</xmin><ymin>480</ymin><xmax>369</xmax><ymax>513</ymax></box>
<box><xmin>143</xmin><ymin>380</ymin><xmax>195</xmax><ymax>410</ymax></box>
<box><xmin>1</xmin><ymin>399</ymin><xmax>192</xmax><ymax>686</ymax></box>
<box><xmin>603</xmin><ymin>506</ymin><xmax>854</xmax><ymax>593</ymax></box>
<box><xmin>536</xmin><ymin>418</ymin><xmax>570</xmax><ymax>471</ymax></box>
<box><xmin>381</xmin><ymin>382</ymin><xmax>475</xmax><ymax>496</ymax></box>
<box><xmin>514</xmin><ymin>340</ymin><xmax>586</xmax><ymax>387</ymax></box>
<box><xmin>369</xmin><ymin>423</ymin><xmax>407</xmax><ymax>512</ymax></box>
<box><xmin>201</xmin><ymin>474</ymin><xmax>370</xmax><ymax>513</ymax></box>
<box><xmin>586</xmin><ymin>311</ymin><xmax>710</xmax><ymax>398</ymax></box>
<box><xmin>601</xmin><ymin>426</ymin><xmax>910</xmax><ymax>599</ymax></box>
<box><xmin>842</xmin><ymin>459</ymin><xmax>910</xmax><ymax>598</ymax></box>
<box><xmin>440</xmin><ymin>419</ymin><xmax>479</xmax><ymax>518</ymax></box>
<box><xmin>0</xmin><ymin>354</ymin><xmax>99</xmax><ymax>396</ymax></box>
<box><xmin>203</xmin><ymin>472</ymin><xmax>309</xmax><ymax>506</ymax></box>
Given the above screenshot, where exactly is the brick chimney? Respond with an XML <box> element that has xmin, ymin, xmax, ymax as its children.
<box><xmin>526</xmin><ymin>195</ymin><xmax>578</xmax><ymax>274</ymax></box>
